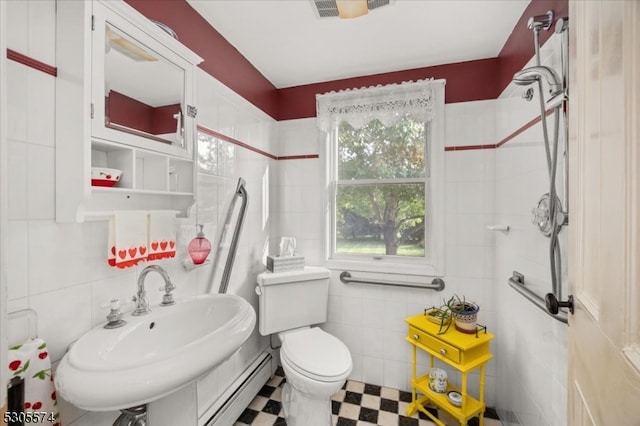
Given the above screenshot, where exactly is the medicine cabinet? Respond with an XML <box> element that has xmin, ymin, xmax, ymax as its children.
<box><xmin>55</xmin><ymin>0</ymin><xmax>203</xmax><ymax>222</ymax></box>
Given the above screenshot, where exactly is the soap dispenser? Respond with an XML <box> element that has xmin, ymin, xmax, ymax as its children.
<box><xmin>188</xmin><ymin>224</ymin><xmax>211</xmax><ymax>265</ymax></box>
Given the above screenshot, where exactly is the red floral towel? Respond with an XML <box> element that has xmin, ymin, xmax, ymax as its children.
<box><xmin>108</xmin><ymin>211</ymin><xmax>149</xmax><ymax>268</ymax></box>
<box><xmin>147</xmin><ymin>210</ymin><xmax>177</xmax><ymax>261</ymax></box>
<box><xmin>7</xmin><ymin>339</ymin><xmax>60</xmax><ymax>425</ymax></box>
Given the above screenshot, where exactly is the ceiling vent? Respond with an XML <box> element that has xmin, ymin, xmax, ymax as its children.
<box><xmin>312</xmin><ymin>0</ymin><xmax>395</xmax><ymax>19</ymax></box>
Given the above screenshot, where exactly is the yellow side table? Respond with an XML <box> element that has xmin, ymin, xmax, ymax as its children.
<box><xmin>405</xmin><ymin>313</ymin><xmax>494</xmax><ymax>426</ymax></box>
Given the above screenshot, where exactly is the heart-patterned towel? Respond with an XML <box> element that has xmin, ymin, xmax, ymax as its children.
<box><xmin>108</xmin><ymin>211</ymin><xmax>149</xmax><ymax>268</ymax></box>
<box><xmin>147</xmin><ymin>210</ymin><xmax>177</xmax><ymax>261</ymax></box>
<box><xmin>7</xmin><ymin>338</ymin><xmax>60</xmax><ymax>425</ymax></box>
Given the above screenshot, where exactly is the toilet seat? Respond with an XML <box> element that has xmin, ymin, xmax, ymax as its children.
<box><xmin>280</xmin><ymin>328</ymin><xmax>352</xmax><ymax>382</ymax></box>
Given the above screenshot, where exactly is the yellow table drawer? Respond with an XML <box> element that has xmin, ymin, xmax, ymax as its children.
<box><xmin>409</xmin><ymin>325</ymin><xmax>460</xmax><ymax>363</ymax></box>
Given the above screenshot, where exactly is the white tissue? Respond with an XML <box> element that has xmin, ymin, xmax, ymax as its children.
<box><xmin>279</xmin><ymin>237</ymin><xmax>296</xmax><ymax>257</ymax></box>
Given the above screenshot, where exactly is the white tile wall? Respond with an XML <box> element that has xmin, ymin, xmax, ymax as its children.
<box><xmin>6</xmin><ymin>62</ymin><xmax>28</xmax><ymax>143</ymax></box>
<box><xmin>180</xmin><ymin>70</ymin><xmax>277</xmax><ymax>425</ymax></box>
<box><xmin>5</xmin><ymin>4</ymin><xmax>274</xmax><ymax>425</ymax></box>
<box><xmin>494</xmin><ymin>32</ymin><xmax>568</xmax><ymax>426</ymax></box>
<box><xmin>5</xmin><ymin>2</ymin><xmax>571</xmax><ymax>425</ymax></box>
<box><xmin>271</xmin><ymin>118</ymin><xmax>326</xmax><ymax>265</ymax></box>
<box><xmin>276</xmin><ymin>101</ymin><xmax>499</xmax><ymax>406</ymax></box>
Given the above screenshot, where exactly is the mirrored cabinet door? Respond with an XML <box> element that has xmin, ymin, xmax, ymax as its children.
<box><xmin>91</xmin><ymin>1</ymin><xmax>201</xmax><ymax>158</ymax></box>
<box><xmin>104</xmin><ymin>22</ymin><xmax>185</xmax><ymax>146</ymax></box>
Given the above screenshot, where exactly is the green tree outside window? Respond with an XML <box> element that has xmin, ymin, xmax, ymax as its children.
<box><xmin>335</xmin><ymin>116</ymin><xmax>428</xmax><ymax>257</ymax></box>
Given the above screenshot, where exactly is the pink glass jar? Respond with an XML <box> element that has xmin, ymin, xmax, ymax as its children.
<box><xmin>188</xmin><ymin>225</ymin><xmax>211</xmax><ymax>265</ymax></box>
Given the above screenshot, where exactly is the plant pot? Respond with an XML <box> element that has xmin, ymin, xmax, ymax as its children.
<box><xmin>451</xmin><ymin>302</ymin><xmax>479</xmax><ymax>334</ymax></box>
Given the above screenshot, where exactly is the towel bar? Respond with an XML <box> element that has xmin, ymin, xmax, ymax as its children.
<box><xmin>339</xmin><ymin>271</ymin><xmax>445</xmax><ymax>291</ymax></box>
<box><xmin>83</xmin><ymin>210</ymin><xmax>181</xmax><ymax>221</ymax></box>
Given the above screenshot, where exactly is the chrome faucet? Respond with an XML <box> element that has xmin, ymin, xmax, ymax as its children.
<box><xmin>132</xmin><ymin>265</ymin><xmax>176</xmax><ymax>316</ymax></box>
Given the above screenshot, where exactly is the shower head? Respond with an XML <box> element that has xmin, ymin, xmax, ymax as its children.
<box><xmin>513</xmin><ymin>65</ymin><xmax>563</xmax><ymax>96</ymax></box>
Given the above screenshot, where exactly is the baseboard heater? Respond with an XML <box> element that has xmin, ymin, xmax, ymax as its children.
<box><xmin>201</xmin><ymin>351</ymin><xmax>272</xmax><ymax>426</ymax></box>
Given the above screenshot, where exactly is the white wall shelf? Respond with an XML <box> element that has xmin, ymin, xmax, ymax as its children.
<box><xmin>182</xmin><ymin>259</ymin><xmax>211</xmax><ymax>272</ymax></box>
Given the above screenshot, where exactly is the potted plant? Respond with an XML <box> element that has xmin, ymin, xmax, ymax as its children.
<box><xmin>425</xmin><ymin>306</ymin><xmax>452</xmax><ymax>335</ymax></box>
<box><xmin>426</xmin><ymin>295</ymin><xmax>480</xmax><ymax>335</ymax></box>
<box><xmin>446</xmin><ymin>295</ymin><xmax>480</xmax><ymax>334</ymax></box>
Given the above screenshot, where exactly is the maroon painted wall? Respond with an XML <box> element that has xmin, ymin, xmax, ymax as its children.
<box><xmin>498</xmin><ymin>0</ymin><xmax>569</xmax><ymax>93</ymax></box>
<box><xmin>151</xmin><ymin>104</ymin><xmax>182</xmax><ymax>135</ymax></box>
<box><xmin>107</xmin><ymin>91</ymin><xmax>180</xmax><ymax>135</ymax></box>
<box><xmin>107</xmin><ymin>91</ymin><xmax>153</xmax><ymax>133</ymax></box>
<box><xmin>277</xmin><ymin>58</ymin><xmax>501</xmax><ymax>120</ymax></box>
<box><xmin>125</xmin><ymin>0</ymin><xmax>568</xmax><ymax>122</ymax></box>
<box><xmin>125</xmin><ymin>0</ymin><xmax>279</xmax><ymax>119</ymax></box>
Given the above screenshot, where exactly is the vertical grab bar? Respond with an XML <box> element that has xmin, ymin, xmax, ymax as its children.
<box><xmin>209</xmin><ymin>178</ymin><xmax>248</xmax><ymax>294</ymax></box>
<box><xmin>219</xmin><ymin>178</ymin><xmax>248</xmax><ymax>294</ymax></box>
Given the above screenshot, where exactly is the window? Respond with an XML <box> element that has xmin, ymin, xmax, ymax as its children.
<box><xmin>317</xmin><ymin>80</ymin><xmax>445</xmax><ymax>275</ymax></box>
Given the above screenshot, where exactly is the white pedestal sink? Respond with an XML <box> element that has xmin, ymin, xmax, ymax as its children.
<box><xmin>54</xmin><ymin>294</ymin><xmax>256</xmax><ymax>411</ymax></box>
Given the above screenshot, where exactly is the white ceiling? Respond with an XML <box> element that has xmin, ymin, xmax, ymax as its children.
<box><xmin>187</xmin><ymin>0</ymin><xmax>530</xmax><ymax>89</ymax></box>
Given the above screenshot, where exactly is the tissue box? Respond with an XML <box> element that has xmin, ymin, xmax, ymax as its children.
<box><xmin>266</xmin><ymin>255</ymin><xmax>305</xmax><ymax>272</ymax></box>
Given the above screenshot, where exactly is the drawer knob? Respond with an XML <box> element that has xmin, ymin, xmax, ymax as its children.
<box><xmin>440</xmin><ymin>348</ymin><xmax>447</xmax><ymax>355</ymax></box>
<box><xmin>413</xmin><ymin>334</ymin><xmax>420</xmax><ymax>340</ymax></box>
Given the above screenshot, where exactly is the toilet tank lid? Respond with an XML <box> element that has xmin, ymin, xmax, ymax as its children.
<box><xmin>257</xmin><ymin>266</ymin><xmax>330</xmax><ymax>286</ymax></box>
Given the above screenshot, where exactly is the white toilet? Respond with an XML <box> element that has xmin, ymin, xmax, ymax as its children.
<box><xmin>256</xmin><ymin>266</ymin><xmax>352</xmax><ymax>426</ymax></box>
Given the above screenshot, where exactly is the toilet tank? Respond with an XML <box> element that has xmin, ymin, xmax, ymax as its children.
<box><xmin>256</xmin><ymin>266</ymin><xmax>330</xmax><ymax>336</ymax></box>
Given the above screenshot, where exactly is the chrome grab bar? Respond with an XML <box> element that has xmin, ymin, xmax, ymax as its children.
<box><xmin>339</xmin><ymin>271</ymin><xmax>445</xmax><ymax>291</ymax></box>
<box><xmin>214</xmin><ymin>178</ymin><xmax>249</xmax><ymax>294</ymax></box>
<box><xmin>507</xmin><ymin>271</ymin><xmax>568</xmax><ymax>324</ymax></box>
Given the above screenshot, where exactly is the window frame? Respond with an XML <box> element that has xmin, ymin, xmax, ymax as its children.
<box><xmin>324</xmin><ymin>109</ymin><xmax>445</xmax><ymax>277</ymax></box>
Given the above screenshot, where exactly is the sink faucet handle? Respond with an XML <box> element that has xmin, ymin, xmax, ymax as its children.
<box><xmin>104</xmin><ymin>298</ymin><xmax>126</xmax><ymax>329</ymax></box>
<box><xmin>159</xmin><ymin>280</ymin><xmax>176</xmax><ymax>306</ymax></box>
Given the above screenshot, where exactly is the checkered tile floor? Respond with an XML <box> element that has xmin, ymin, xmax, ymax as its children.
<box><xmin>234</xmin><ymin>366</ymin><xmax>503</xmax><ymax>426</ymax></box>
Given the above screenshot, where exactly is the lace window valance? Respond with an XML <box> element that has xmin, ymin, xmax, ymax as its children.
<box><xmin>315</xmin><ymin>79</ymin><xmax>445</xmax><ymax>131</ymax></box>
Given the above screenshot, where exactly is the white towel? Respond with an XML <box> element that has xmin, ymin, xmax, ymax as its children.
<box><xmin>7</xmin><ymin>338</ymin><xmax>60</xmax><ymax>424</ymax></box>
<box><xmin>147</xmin><ymin>210</ymin><xmax>177</xmax><ymax>261</ymax></box>
<box><xmin>108</xmin><ymin>210</ymin><xmax>149</xmax><ymax>268</ymax></box>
